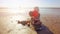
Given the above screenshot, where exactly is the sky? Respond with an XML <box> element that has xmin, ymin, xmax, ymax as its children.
<box><xmin>0</xmin><ymin>0</ymin><xmax>60</xmax><ymax>13</ymax></box>
<box><xmin>0</xmin><ymin>0</ymin><xmax>60</xmax><ymax>8</ymax></box>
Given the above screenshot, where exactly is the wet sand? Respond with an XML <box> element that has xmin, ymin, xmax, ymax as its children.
<box><xmin>40</xmin><ymin>15</ymin><xmax>60</xmax><ymax>34</ymax></box>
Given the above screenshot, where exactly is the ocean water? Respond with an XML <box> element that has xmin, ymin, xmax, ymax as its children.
<box><xmin>0</xmin><ymin>7</ymin><xmax>60</xmax><ymax>16</ymax></box>
<box><xmin>40</xmin><ymin>8</ymin><xmax>60</xmax><ymax>15</ymax></box>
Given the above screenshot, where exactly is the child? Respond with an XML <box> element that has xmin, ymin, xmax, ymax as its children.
<box><xmin>29</xmin><ymin>7</ymin><xmax>42</xmax><ymax>31</ymax></box>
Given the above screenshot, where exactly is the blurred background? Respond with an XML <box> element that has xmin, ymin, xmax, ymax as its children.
<box><xmin>0</xmin><ymin>0</ymin><xmax>60</xmax><ymax>34</ymax></box>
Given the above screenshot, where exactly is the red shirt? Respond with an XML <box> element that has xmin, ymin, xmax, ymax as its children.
<box><xmin>32</xmin><ymin>10</ymin><xmax>39</xmax><ymax>18</ymax></box>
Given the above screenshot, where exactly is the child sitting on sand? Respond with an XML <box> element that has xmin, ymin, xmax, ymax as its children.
<box><xmin>29</xmin><ymin>7</ymin><xmax>42</xmax><ymax>31</ymax></box>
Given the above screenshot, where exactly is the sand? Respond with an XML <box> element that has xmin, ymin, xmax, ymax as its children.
<box><xmin>40</xmin><ymin>14</ymin><xmax>60</xmax><ymax>34</ymax></box>
<box><xmin>0</xmin><ymin>15</ymin><xmax>37</xmax><ymax>34</ymax></box>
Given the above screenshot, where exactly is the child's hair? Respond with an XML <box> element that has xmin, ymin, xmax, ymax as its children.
<box><xmin>34</xmin><ymin>7</ymin><xmax>39</xmax><ymax>11</ymax></box>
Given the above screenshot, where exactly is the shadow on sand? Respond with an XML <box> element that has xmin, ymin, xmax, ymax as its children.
<box><xmin>36</xmin><ymin>24</ymin><xmax>54</xmax><ymax>34</ymax></box>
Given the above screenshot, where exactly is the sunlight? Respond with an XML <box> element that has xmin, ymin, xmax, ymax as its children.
<box><xmin>0</xmin><ymin>8</ymin><xmax>19</xmax><ymax>14</ymax></box>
